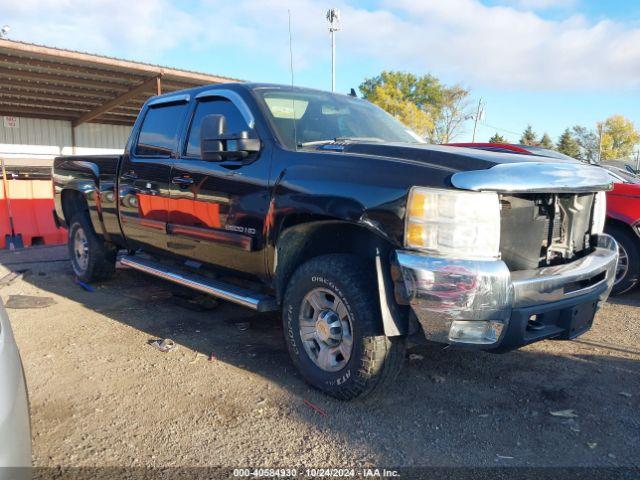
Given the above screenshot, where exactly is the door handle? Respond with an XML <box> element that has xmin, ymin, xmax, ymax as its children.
<box><xmin>172</xmin><ymin>176</ymin><xmax>195</xmax><ymax>187</ymax></box>
<box><xmin>122</xmin><ymin>171</ymin><xmax>138</xmax><ymax>180</ymax></box>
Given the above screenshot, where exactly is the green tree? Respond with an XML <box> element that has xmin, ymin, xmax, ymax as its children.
<box><xmin>360</xmin><ymin>71</ymin><xmax>471</xmax><ymax>143</ymax></box>
<box><xmin>360</xmin><ymin>71</ymin><xmax>445</xmax><ymax>115</ymax></box>
<box><xmin>539</xmin><ymin>132</ymin><xmax>555</xmax><ymax>150</ymax></box>
<box><xmin>598</xmin><ymin>115</ymin><xmax>640</xmax><ymax>161</ymax></box>
<box><xmin>364</xmin><ymin>83</ymin><xmax>433</xmax><ymax>137</ymax></box>
<box><xmin>556</xmin><ymin>128</ymin><xmax>581</xmax><ymax>159</ymax></box>
<box><xmin>489</xmin><ymin>133</ymin><xmax>506</xmax><ymax>143</ymax></box>
<box><xmin>572</xmin><ymin>125</ymin><xmax>599</xmax><ymax>163</ymax></box>
<box><xmin>520</xmin><ymin>125</ymin><xmax>538</xmax><ymax>146</ymax></box>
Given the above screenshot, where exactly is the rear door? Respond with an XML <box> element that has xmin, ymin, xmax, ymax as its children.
<box><xmin>118</xmin><ymin>96</ymin><xmax>189</xmax><ymax>253</ymax></box>
<box><xmin>168</xmin><ymin>92</ymin><xmax>270</xmax><ymax>278</ymax></box>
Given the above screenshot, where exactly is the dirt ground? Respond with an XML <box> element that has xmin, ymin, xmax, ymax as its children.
<box><xmin>1</xmin><ymin>245</ymin><xmax>638</xmax><ymax>469</ymax></box>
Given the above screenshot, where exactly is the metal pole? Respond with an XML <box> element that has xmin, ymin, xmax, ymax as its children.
<box><xmin>331</xmin><ymin>30</ymin><xmax>336</xmax><ymax>92</ymax></box>
<box><xmin>326</xmin><ymin>8</ymin><xmax>340</xmax><ymax>93</ymax></box>
<box><xmin>597</xmin><ymin>125</ymin><xmax>603</xmax><ymax>164</ymax></box>
<box><xmin>472</xmin><ymin>98</ymin><xmax>482</xmax><ymax>143</ymax></box>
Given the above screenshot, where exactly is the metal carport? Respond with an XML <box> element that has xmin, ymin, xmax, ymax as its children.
<box><xmin>0</xmin><ymin>38</ymin><xmax>239</xmax><ymax>129</ymax></box>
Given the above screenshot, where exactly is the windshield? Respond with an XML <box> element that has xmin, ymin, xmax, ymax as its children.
<box><xmin>253</xmin><ymin>87</ymin><xmax>426</xmax><ymax>149</ymax></box>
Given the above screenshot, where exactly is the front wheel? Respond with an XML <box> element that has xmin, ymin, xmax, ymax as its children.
<box><xmin>282</xmin><ymin>254</ymin><xmax>406</xmax><ymax>400</ymax></box>
<box><xmin>606</xmin><ymin>224</ymin><xmax>640</xmax><ymax>295</ymax></box>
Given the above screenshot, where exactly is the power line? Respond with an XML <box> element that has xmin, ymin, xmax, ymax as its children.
<box><xmin>477</xmin><ymin>120</ymin><xmax>522</xmax><ymax>138</ymax></box>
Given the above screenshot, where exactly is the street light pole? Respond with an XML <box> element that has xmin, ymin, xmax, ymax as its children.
<box><xmin>326</xmin><ymin>9</ymin><xmax>341</xmax><ymax>92</ymax></box>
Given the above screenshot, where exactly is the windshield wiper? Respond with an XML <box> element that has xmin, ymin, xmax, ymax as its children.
<box><xmin>297</xmin><ymin>137</ymin><xmax>383</xmax><ymax>148</ymax></box>
<box><xmin>297</xmin><ymin>139</ymin><xmax>336</xmax><ymax>147</ymax></box>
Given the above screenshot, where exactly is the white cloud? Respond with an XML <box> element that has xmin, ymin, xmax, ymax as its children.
<box><xmin>501</xmin><ymin>0</ymin><xmax>577</xmax><ymax>10</ymax></box>
<box><xmin>0</xmin><ymin>0</ymin><xmax>199</xmax><ymax>60</ymax></box>
<box><xmin>2</xmin><ymin>0</ymin><xmax>640</xmax><ymax>91</ymax></box>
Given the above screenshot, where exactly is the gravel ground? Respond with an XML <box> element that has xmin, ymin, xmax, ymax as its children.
<box><xmin>0</xmin><ymin>246</ymin><xmax>638</xmax><ymax>469</ymax></box>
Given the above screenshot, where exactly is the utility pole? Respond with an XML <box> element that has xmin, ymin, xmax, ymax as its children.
<box><xmin>597</xmin><ymin>124</ymin><xmax>603</xmax><ymax>164</ymax></box>
<box><xmin>326</xmin><ymin>8</ymin><xmax>341</xmax><ymax>92</ymax></box>
<box><xmin>471</xmin><ymin>98</ymin><xmax>484</xmax><ymax>142</ymax></box>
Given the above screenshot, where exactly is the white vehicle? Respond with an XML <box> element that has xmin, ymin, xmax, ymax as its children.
<box><xmin>0</xmin><ymin>299</ymin><xmax>31</xmax><ymax>470</ymax></box>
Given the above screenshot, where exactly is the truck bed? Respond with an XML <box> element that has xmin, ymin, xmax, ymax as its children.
<box><xmin>53</xmin><ymin>154</ymin><xmax>124</xmax><ymax>246</ymax></box>
<box><xmin>53</xmin><ymin>154</ymin><xmax>122</xmax><ymax>182</ymax></box>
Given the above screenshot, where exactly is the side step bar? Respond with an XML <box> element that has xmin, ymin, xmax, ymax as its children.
<box><xmin>120</xmin><ymin>255</ymin><xmax>278</xmax><ymax>312</ymax></box>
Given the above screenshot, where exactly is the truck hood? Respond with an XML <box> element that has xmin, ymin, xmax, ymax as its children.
<box><xmin>337</xmin><ymin>142</ymin><xmax>573</xmax><ymax>171</ymax></box>
<box><xmin>334</xmin><ymin>142</ymin><xmax>612</xmax><ymax>193</ymax></box>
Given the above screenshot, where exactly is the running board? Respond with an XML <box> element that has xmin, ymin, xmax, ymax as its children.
<box><xmin>120</xmin><ymin>255</ymin><xmax>278</xmax><ymax>312</ymax></box>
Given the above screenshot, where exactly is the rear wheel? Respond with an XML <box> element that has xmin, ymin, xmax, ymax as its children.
<box><xmin>606</xmin><ymin>224</ymin><xmax>640</xmax><ymax>295</ymax></box>
<box><xmin>282</xmin><ymin>254</ymin><xmax>406</xmax><ymax>400</ymax></box>
<box><xmin>68</xmin><ymin>211</ymin><xmax>117</xmax><ymax>282</ymax></box>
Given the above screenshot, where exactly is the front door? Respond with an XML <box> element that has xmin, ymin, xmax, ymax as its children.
<box><xmin>169</xmin><ymin>94</ymin><xmax>271</xmax><ymax>278</ymax></box>
<box><xmin>119</xmin><ymin>98</ymin><xmax>189</xmax><ymax>253</ymax></box>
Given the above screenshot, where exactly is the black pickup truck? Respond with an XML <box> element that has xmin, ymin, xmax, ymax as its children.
<box><xmin>53</xmin><ymin>83</ymin><xmax>618</xmax><ymax>399</ymax></box>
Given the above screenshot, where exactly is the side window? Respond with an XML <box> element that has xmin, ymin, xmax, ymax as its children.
<box><xmin>135</xmin><ymin>103</ymin><xmax>188</xmax><ymax>157</ymax></box>
<box><xmin>185</xmin><ymin>99</ymin><xmax>250</xmax><ymax>157</ymax></box>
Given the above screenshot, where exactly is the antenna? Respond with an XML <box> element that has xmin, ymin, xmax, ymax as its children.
<box><xmin>288</xmin><ymin>10</ymin><xmax>298</xmax><ymax>150</ymax></box>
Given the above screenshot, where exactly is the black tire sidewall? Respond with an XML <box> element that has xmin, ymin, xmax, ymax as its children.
<box><xmin>283</xmin><ymin>257</ymin><xmax>378</xmax><ymax>396</ymax></box>
<box><xmin>607</xmin><ymin>225</ymin><xmax>640</xmax><ymax>295</ymax></box>
<box><xmin>68</xmin><ymin>213</ymin><xmax>96</xmax><ymax>282</ymax></box>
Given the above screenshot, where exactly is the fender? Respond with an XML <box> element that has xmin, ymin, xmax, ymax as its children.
<box><xmin>53</xmin><ymin>155</ymin><xmax>121</xmax><ymax>241</ymax></box>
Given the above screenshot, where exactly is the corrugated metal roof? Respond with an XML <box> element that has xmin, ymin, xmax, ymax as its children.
<box><xmin>0</xmin><ymin>39</ymin><xmax>243</xmax><ymax>126</ymax></box>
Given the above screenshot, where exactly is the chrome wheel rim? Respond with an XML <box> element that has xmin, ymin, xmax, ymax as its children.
<box><xmin>299</xmin><ymin>287</ymin><xmax>354</xmax><ymax>372</ymax></box>
<box><xmin>615</xmin><ymin>242</ymin><xmax>629</xmax><ymax>284</ymax></box>
<box><xmin>73</xmin><ymin>228</ymin><xmax>89</xmax><ymax>272</ymax></box>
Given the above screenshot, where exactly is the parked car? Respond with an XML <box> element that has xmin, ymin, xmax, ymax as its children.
<box><xmin>600</xmin><ymin>164</ymin><xmax>640</xmax><ymax>294</ymax></box>
<box><xmin>0</xmin><ymin>299</ymin><xmax>32</xmax><ymax>469</ymax></box>
<box><xmin>449</xmin><ymin>143</ymin><xmax>640</xmax><ymax>295</ymax></box>
<box><xmin>53</xmin><ymin>85</ymin><xmax>617</xmax><ymax>399</ymax></box>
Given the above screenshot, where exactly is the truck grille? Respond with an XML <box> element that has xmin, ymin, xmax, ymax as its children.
<box><xmin>499</xmin><ymin>193</ymin><xmax>595</xmax><ymax>271</ymax></box>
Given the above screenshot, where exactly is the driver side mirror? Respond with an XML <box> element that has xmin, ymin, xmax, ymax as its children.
<box><xmin>200</xmin><ymin>114</ymin><xmax>260</xmax><ymax>162</ymax></box>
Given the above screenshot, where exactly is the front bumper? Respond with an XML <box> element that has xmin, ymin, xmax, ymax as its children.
<box><xmin>396</xmin><ymin>234</ymin><xmax>618</xmax><ymax>350</ymax></box>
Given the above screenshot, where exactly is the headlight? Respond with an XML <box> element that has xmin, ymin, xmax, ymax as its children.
<box><xmin>591</xmin><ymin>191</ymin><xmax>606</xmax><ymax>234</ymax></box>
<box><xmin>405</xmin><ymin>187</ymin><xmax>501</xmax><ymax>259</ymax></box>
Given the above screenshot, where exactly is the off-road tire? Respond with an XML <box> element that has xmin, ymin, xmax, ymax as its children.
<box><xmin>606</xmin><ymin>224</ymin><xmax>640</xmax><ymax>295</ymax></box>
<box><xmin>282</xmin><ymin>254</ymin><xmax>406</xmax><ymax>400</ymax></box>
<box><xmin>68</xmin><ymin>211</ymin><xmax>116</xmax><ymax>283</ymax></box>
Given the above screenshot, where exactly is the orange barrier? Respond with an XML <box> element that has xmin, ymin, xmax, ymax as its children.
<box><xmin>0</xmin><ymin>179</ymin><xmax>67</xmax><ymax>249</ymax></box>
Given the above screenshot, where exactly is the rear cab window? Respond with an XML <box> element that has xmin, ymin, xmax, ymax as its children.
<box><xmin>135</xmin><ymin>102</ymin><xmax>189</xmax><ymax>157</ymax></box>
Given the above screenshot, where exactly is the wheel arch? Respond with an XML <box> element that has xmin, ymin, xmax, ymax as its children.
<box><xmin>606</xmin><ymin>217</ymin><xmax>640</xmax><ymax>247</ymax></box>
<box><xmin>61</xmin><ymin>189</ymin><xmax>89</xmax><ymax>225</ymax></box>
<box><xmin>274</xmin><ymin>218</ymin><xmax>412</xmax><ymax>336</ymax></box>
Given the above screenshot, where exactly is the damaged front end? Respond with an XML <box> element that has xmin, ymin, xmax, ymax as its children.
<box><xmin>499</xmin><ymin>191</ymin><xmax>603</xmax><ymax>271</ymax></box>
<box><xmin>394</xmin><ymin>162</ymin><xmax>618</xmax><ymax>351</ymax></box>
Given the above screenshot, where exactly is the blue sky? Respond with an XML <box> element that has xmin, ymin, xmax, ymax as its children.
<box><xmin>3</xmin><ymin>0</ymin><xmax>640</xmax><ymax>143</ymax></box>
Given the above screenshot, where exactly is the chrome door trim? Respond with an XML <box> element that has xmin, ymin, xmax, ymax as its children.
<box><xmin>451</xmin><ymin>162</ymin><xmax>613</xmax><ymax>193</ymax></box>
<box><xmin>148</xmin><ymin>93</ymin><xmax>191</xmax><ymax>107</ymax></box>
